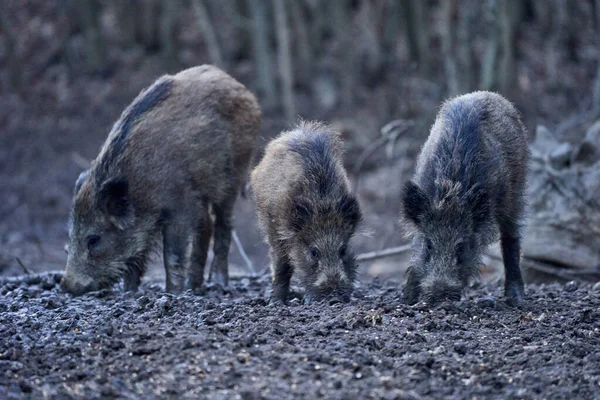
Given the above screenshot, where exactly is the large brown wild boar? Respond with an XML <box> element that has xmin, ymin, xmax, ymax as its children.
<box><xmin>251</xmin><ymin>122</ymin><xmax>362</xmax><ymax>304</ymax></box>
<box><xmin>61</xmin><ymin>65</ymin><xmax>261</xmax><ymax>295</ymax></box>
<box><xmin>402</xmin><ymin>91</ymin><xmax>529</xmax><ymax>306</ymax></box>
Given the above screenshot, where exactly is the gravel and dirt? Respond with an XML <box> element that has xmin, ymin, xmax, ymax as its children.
<box><xmin>1</xmin><ymin>273</ymin><xmax>599</xmax><ymax>399</ymax></box>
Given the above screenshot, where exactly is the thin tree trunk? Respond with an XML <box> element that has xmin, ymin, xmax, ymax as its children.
<box><xmin>596</xmin><ymin>0</ymin><xmax>600</xmax><ymax>32</ymax></box>
<box><xmin>499</xmin><ymin>0</ymin><xmax>519</xmax><ymax>96</ymax></box>
<box><xmin>326</xmin><ymin>1</ymin><xmax>353</xmax><ymax>106</ymax></box>
<box><xmin>273</xmin><ymin>0</ymin><xmax>295</xmax><ymax>122</ymax></box>
<box><xmin>383</xmin><ymin>0</ymin><xmax>401</xmax><ymax>55</ymax></box>
<box><xmin>136</xmin><ymin>0</ymin><xmax>160</xmax><ymax>51</ymax></box>
<box><xmin>159</xmin><ymin>0</ymin><xmax>178</xmax><ymax>70</ymax></box>
<box><xmin>116</xmin><ymin>0</ymin><xmax>137</xmax><ymax>48</ymax></box>
<box><xmin>247</xmin><ymin>0</ymin><xmax>276</xmax><ymax>106</ymax></box>
<box><xmin>458</xmin><ymin>2</ymin><xmax>476</xmax><ymax>92</ymax></box>
<box><xmin>442</xmin><ymin>0</ymin><xmax>459</xmax><ymax>96</ymax></box>
<box><xmin>289</xmin><ymin>0</ymin><xmax>312</xmax><ymax>87</ymax></box>
<box><xmin>192</xmin><ymin>0</ymin><xmax>224</xmax><ymax>68</ymax></box>
<box><xmin>480</xmin><ymin>0</ymin><xmax>500</xmax><ymax>90</ymax></box>
<box><xmin>358</xmin><ymin>0</ymin><xmax>384</xmax><ymax>84</ymax></box>
<box><xmin>0</xmin><ymin>5</ymin><xmax>19</xmax><ymax>90</ymax></box>
<box><xmin>400</xmin><ymin>0</ymin><xmax>429</xmax><ymax>73</ymax></box>
<box><xmin>72</xmin><ymin>0</ymin><xmax>106</xmax><ymax>73</ymax></box>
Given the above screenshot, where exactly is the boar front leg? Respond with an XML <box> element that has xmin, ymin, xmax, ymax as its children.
<box><xmin>403</xmin><ymin>266</ymin><xmax>422</xmax><ymax>305</ymax></box>
<box><xmin>123</xmin><ymin>267</ymin><xmax>141</xmax><ymax>292</ymax></box>
<box><xmin>208</xmin><ymin>197</ymin><xmax>235</xmax><ymax>287</ymax></box>
<box><xmin>188</xmin><ymin>206</ymin><xmax>212</xmax><ymax>293</ymax></box>
<box><xmin>269</xmin><ymin>249</ymin><xmax>293</xmax><ymax>304</ymax></box>
<box><xmin>500</xmin><ymin>227</ymin><xmax>525</xmax><ymax>307</ymax></box>
<box><xmin>163</xmin><ymin>216</ymin><xmax>192</xmax><ymax>294</ymax></box>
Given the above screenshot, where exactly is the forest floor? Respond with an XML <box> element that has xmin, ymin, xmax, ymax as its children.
<box><xmin>1</xmin><ymin>273</ymin><xmax>599</xmax><ymax>400</ymax></box>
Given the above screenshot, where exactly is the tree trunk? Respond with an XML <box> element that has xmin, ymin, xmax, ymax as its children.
<box><xmin>441</xmin><ymin>0</ymin><xmax>459</xmax><ymax>96</ymax></box>
<box><xmin>135</xmin><ymin>0</ymin><xmax>160</xmax><ymax>52</ymax></box>
<box><xmin>289</xmin><ymin>0</ymin><xmax>312</xmax><ymax>87</ymax></box>
<box><xmin>159</xmin><ymin>0</ymin><xmax>178</xmax><ymax>70</ymax></box>
<box><xmin>383</xmin><ymin>0</ymin><xmax>401</xmax><ymax>55</ymax></box>
<box><xmin>480</xmin><ymin>0</ymin><xmax>500</xmax><ymax>91</ymax></box>
<box><xmin>247</xmin><ymin>0</ymin><xmax>276</xmax><ymax>107</ymax></box>
<box><xmin>499</xmin><ymin>0</ymin><xmax>519</xmax><ymax>96</ymax></box>
<box><xmin>0</xmin><ymin>5</ymin><xmax>19</xmax><ymax>90</ymax></box>
<box><xmin>192</xmin><ymin>0</ymin><xmax>224</xmax><ymax>68</ymax></box>
<box><xmin>458</xmin><ymin>1</ymin><xmax>476</xmax><ymax>92</ymax></box>
<box><xmin>326</xmin><ymin>0</ymin><xmax>353</xmax><ymax>106</ymax></box>
<box><xmin>116</xmin><ymin>0</ymin><xmax>137</xmax><ymax>48</ymax></box>
<box><xmin>72</xmin><ymin>0</ymin><xmax>106</xmax><ymax>74</ymax></box>
<box><xmin>400</xmin><ymin>0</ymin><xmax>429</xmax><ymax>73</ymax></box>
<box><xmin>273</xmin><ymin>0</ymin><xmax>295</xmax><ymax>122</ymax></box>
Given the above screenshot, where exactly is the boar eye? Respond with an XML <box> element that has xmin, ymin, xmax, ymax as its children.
<box><xmin>339</xmin><ymin>244</ymin><xmax>347</xmax><ymax>258</ymax></box>
<box><xmin>87</xmin><ymin>234</ymin><xmax>101</xmax><ymax>250</ymax></box>
<box><xmin>309</xmin><ymin>246</ymin><xmax>320</xmax><ymax>260</ymax></box>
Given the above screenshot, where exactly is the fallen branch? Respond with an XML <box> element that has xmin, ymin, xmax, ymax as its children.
<box><xmin>356</xmin><ymin>244</ymin><xmax>412</xmax><ymax>262</ymax></box>
<box><xmin>485</xmin><ymin>252</ymin><xmax>600</xmax><ymax>281</ymax></box>
<box><xmin>356</xmin><ymin>244</ymin><xmax>600</xmax><ymax>281</ymax></box>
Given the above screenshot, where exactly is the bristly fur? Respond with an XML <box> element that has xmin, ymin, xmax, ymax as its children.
<box><xmin>401</xmin><ymin>91</ymin><xmax>529</xmax><ymax>305</ymax></box>
<box><xmin>62</xmin><ymin>65</ymin><xmax>261</xmax><ymax>295</ymax></box>
<box><xmin>288</xmin><ymin>122</ymin><xmax>341</xmax><ymax>197</ymax></box>
<box><xmin>250</xmin><ymin>120</ymin><xmax>362</xmax><ymax>304</ymax></box>
<box><xmin>95</xmin><ymin>78</ymin><xmax>173</xmax><ymax>186</ymax></box>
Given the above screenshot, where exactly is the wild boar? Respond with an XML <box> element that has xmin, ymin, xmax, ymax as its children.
<box><xmin>251</xmin><ymin>121</ymin><xmax>362</xmax><ymax>304</ymax></box>
<box><xmin>401</xmin><ymin>91</ymin><xmax>529</xmax><ymax>306</ymax></box>
<box><xmin>61</xmin><ymin>65</ymin><xmax>261</xmax><ymax>295</ymax></box>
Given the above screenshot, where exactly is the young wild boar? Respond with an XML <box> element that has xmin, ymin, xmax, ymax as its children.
<box><xmin>251</xmin><ymin>122</ymin><xmax>362</xmax><ymax>304</ymax></box>
<box><xmin>402</xmin><ymin>91</ymin><xmax>529</xmax><ymax>306</ymax></box>
<box><xmin>61</xmin><ymin>65</ymin><xmax>261</xmax><ymax>296</ymax></box>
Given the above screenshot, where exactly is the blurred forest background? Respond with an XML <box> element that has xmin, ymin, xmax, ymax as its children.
<box><xmin>1</xmin><ymin>0</ymin><xmax>599</xmax><ymax>284</ymax></box>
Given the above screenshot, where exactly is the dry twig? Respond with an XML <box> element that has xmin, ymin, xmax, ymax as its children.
<box><xmin>15</xmin><ymin>257</ymin><xmax>31</xmax><ymax>275</ymax></box>
<box><xmin>356</xmin><ymin>244</ymin><xmax>412</xmax><ymax>262</ymax></box>
<box><xmin>232</xmin><ymin>229</ymin><xmax>255</xmax><ymax>275</ymax></box>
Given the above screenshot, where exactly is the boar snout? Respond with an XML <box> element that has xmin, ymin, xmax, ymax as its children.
<box><xmin>305</xmin><ymin>272</ymin><xmax>353</xmax><ymax>305</ymax></box>
<box><xmin>421</xmin><ymin>277</ymin><xmax>462</xmax><ymax>305</ymax></box>
<box><xmin>60</xmin><ymin>273</ymin><xmax>97</xmax><ymax>296</ymax></box>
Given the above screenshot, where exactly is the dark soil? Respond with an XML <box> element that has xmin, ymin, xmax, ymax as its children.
<box><xmin>1</xmin><ymin>273</ymin><xmax>599</xmax><ymax>400</ymax></box>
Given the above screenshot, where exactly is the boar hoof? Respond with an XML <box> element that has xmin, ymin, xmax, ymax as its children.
<box><xmin>209</xmin><ymin>270</ymin><xmax>229</xmax><ymax>288</ymax></box>
<box><xmin>504</xmin><ymin>281</ymin><xmax>524</xmax><ymax>307</ymax></box>
<box><xmin>205</xmin><ymin>282</ymin><xmax>228</xmax><ymax>295</ymax></box>
<box><xmin>267</xmin><ymin>296</ymin><xmax>286</xmax><ymax>306</ymax></box>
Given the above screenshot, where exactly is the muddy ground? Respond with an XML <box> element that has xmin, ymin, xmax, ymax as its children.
<box><xmin>1</xmin><ymin>273</ymin><xmax>599</xmax><ymax>400</ymax></box>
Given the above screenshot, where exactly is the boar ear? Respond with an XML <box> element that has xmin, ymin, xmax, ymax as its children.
<box><xmin>74</xmin><ymin>170</ymin><xmax>89</xmax><ymax>195</ymax></box>
<box><xmin>98</xmin><ymin>178</ymin><xmax>134</xmax><ymax>229</ymax></box>
<box><xmin>339</xmin><ymin>194</ymin><xmax>361</xmax><ymax>229</ymax></box>
<box><xmin>402</xmin><ymin>181</ymin><xmax>431</xmax><ymax>226</ymax></box>
<box><xmin>290</xmin><ymin>197</ymin><xmax>313</xmax><ymax>232</ymax></box>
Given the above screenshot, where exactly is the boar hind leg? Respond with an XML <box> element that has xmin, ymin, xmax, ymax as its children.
<box><xmin>500</xmin><ymin>224</ymin><xmax>525</xmax><ymax>307</ymax></box>
<box><xmin>188</xmin><ymin>207</ymin><xmax>212</xmax><ymax>293</ymax></box>
<box><xmin>163</xmin><ymin>217</ymin><xmax>192</xmax><ymax>294</ymax></box>
<box><xmin>269</xmin><ymin>251</ymin><xmax>293</xmax><ymax>304</ymax></box>
<box><xmin>208</xmin><ymin>198</ymin><xmax>235</xmax><ymax>287</ymax></box>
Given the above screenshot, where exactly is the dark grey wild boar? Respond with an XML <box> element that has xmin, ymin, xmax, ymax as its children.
<box><xmin>402</xmin><ymin>91</ymin><xmax>529</xmax><ymax>306</ymax></box>
<box><xmin>61</xmin><ymin>65</ymin><xmax>261</xmax><ymax>296</ymax></box>
<box><xmin>251</xmin><ymin>122</ymin><xmax>362</xmax><ymax>304</ymax></box>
